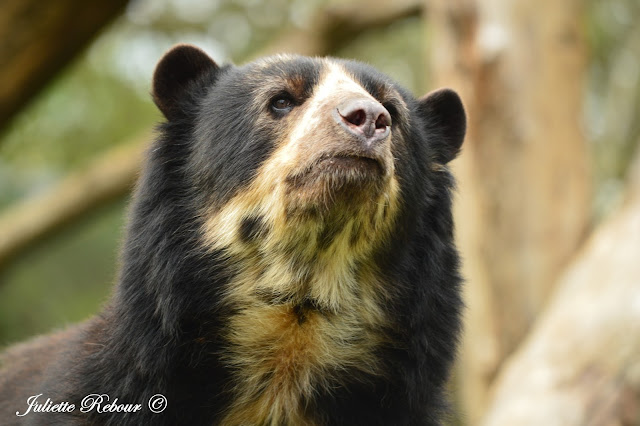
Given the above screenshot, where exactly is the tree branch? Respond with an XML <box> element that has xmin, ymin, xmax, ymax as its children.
<box><xmin>0</xmin><ymin>0</ymin><xmax>128</xmax><ymax>135</ymax></box>
<box><xmin>0</xmin><ymin>136</ymin><xmax>147</xmax><ymax>271</ymax></box>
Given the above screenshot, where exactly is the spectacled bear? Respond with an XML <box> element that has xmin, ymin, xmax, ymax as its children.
<box><xmin>0</xmin><ymin>44</ymin><xmax>465</xmax><ymax>425</ymax></box>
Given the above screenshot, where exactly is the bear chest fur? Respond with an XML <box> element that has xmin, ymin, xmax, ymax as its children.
<box><xmin>219</xmin><ymin>258</ymin><xmax>389</xmax><ymax>425</ymax></box>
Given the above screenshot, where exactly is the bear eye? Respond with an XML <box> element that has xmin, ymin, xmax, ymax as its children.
<box><xmin>271</xmin><ymin>96</ymin><xmax>294</xmax><ymax>115</ymax></box>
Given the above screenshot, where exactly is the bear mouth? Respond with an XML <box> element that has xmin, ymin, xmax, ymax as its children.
<box><xmin>285</xmin><ymin>154</ymin><xmax>386</xmax><ymax>190</ymax></box>
<box><xmin>284</xmin><ymin>153</ymin><xmax>387</xmax><ymax>207</ymax></box>
<box><xmin>314</xmin><ymin>154</ymin><xmax>384</xmax><ymax>176</ymax></box>
<box><xmin>282</xmin><ymin>153</ymin><xmax>390</xmax><ymax>215</ymax></box>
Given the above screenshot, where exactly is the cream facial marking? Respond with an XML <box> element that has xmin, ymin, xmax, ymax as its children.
<box><xmin>201</xmin><ymin>59</ymin><xmax>403</xmax><ymax>425</ymax></box>
<box><xmin>285</xmin><ymin>62</ymin><xmax>377</xmax><ymax>149</ymax></box>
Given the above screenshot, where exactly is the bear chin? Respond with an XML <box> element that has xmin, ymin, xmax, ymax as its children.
<box><xmin>284</xmin><ymin>157</ymin><xmax>389</xmax><ymax>215</ymax></box>
<box><xmin>283</xmin><ymin>149</ymin><xmax>391</xmax><ymax>211</ymax></box>
<box><xmin>313</xmin><ymin>154</ymin><xmax>384</xmax><ymax>180</ymax></box>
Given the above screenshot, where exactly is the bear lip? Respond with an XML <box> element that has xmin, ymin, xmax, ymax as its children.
<box><xmin>314</xmin><ymin>153</ymin><xmax>385</xmax><ymax>177</ymax></box>
<box><xmin>319</xmin><ymin>153</ymin><xmax>381</xmax><ymax>167</ymax></box>
<box><xmin>285</xmin><ymin>153</ymin><xmax>385</xmax><ymax>190</ymax></box>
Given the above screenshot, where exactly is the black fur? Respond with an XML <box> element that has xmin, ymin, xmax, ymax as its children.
<box><xmin>238</xmin><ymin>215</ymin><xmax>269</xmax><ymax>244</ymax></box>
<box><xmin>0</xmin><ymin>45</ymin><xmax>465</xmax><ymax>425</ymax></box>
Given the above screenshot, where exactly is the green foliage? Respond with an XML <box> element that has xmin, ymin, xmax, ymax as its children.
<box><xmin>586</xmin><ymin>0</ymin><xmax>640</xmax><ymax>219</ymax></box>
<box><xmin>0</xmin><ymin>43</ymin><xmax>159</xmax><ymax>208</ymax></box>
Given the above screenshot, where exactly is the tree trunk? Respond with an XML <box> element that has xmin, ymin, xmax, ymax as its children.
<box><xmin>425</xmin><ymin>0</ymin><xmax>591</xmax><ymax>421</ymax></box>
<box><xmin>482</xmin><ymin>149</ymin><xmax>640</xmax><ymax>426</ymax></box>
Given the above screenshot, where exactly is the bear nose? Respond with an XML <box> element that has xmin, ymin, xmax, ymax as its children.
<box><xmin>335</xmin><ymin>98</ymin><xmax>391</xmax><ymax>145</ymax></box>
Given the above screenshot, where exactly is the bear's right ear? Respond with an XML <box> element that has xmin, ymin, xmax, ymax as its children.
<box><xmin>152</xmin><ymin>44</ymin><xmax>220</xmax><ymax>121</ymax></box>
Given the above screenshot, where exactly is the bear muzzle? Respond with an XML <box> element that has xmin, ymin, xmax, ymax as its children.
<box><xmin>280</xmin><ymin>92</ymin><xmax>395</xmax><ymax>208</ymax></box>
<box><xmin>293</xmin><ymin>97</ymin><xmax>392</xmax><ymax>183</ymax></box>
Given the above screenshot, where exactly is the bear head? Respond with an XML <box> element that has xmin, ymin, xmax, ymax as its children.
<box><xmin>150</xmin><ymin>45</ymin><xmax>465</xmax><ymax>287</ymax></box>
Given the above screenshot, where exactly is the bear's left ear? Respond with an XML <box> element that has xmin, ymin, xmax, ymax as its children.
<box><xmin>152</xmin><ymin>44</ymin><xmax>220</xmax><ymax>121</ymax></box>
<box><xmin>417</xmin><ymin>88</ymin><xmax>466</xmax><ymax>164</ymax></box>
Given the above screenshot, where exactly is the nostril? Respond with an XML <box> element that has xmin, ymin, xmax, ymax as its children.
<box><xmin>375</xmin><ymin>111</ymin><xmax>391</xmax><ymax>130</ymax></box>
<box><xmin>344</xmin><ymin>109</ymin><xmax>367</xmax><ymax>127</ymax></box>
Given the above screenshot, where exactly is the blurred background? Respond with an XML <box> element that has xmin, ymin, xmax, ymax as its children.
<box><xmin>0</xmin><ymin>0</ymin><xmax>638</xmax><ymax>424</ymax></box>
